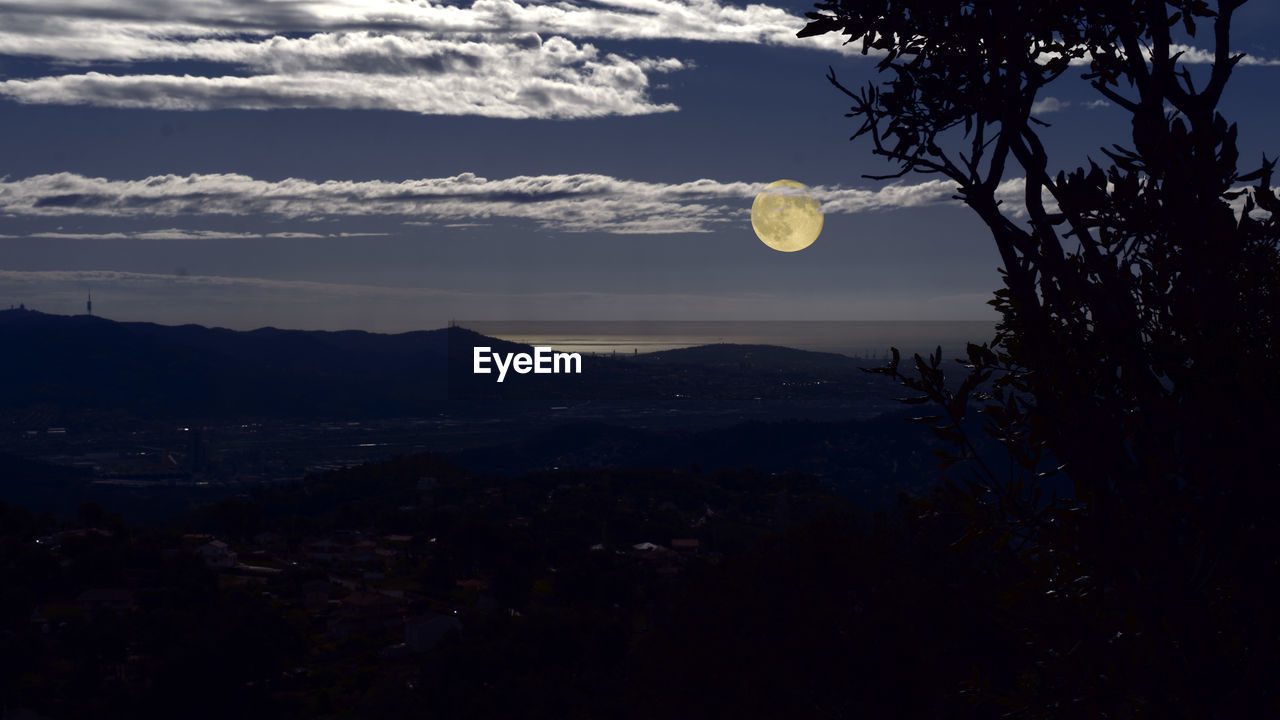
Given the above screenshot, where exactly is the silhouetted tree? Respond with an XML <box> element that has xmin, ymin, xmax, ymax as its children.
<box><xmin>802</xmin><ymin>1</ymin><xmax>1280</xmax><ymax>716</ymax></box>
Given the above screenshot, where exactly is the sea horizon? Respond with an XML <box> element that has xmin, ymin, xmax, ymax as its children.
<box><xmin>464</xmin><ymin>320</ymin><xmax>998</xmax><ymax>359</ymax></box>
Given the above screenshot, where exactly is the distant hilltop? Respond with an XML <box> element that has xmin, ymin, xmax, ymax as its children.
<box><xmin>0</xmin><ymin>309</ymin><xmax>523</xmax><ymax>419</ymax></box>
<box><xmin>0</xmin><ymin>310</ymin><xmax>893</xmax><ymax>423</ymax></box>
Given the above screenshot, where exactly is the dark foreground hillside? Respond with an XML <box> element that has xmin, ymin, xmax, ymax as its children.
<box><xmin>0</xmin><ymin>451</ymin><xmax>1015</xmax><ymax>720</ymax></box>
<box><xmin>5</xmin><ymin>312</ymin><xmax>1263</xmax><ymax>718</ymax></box>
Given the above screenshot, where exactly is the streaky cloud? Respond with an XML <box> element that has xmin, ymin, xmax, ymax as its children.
<box><xmin>0</xmin><ymin>36</ymin><xmax>680</xmax><ymax>118</ymax></box>
<box><xmin>0</xmin><ymin>268</ymin><xmax>995</xmax><ymax>328</ymax></box>
<box><xmin>1</xmin><ymin>2</ymin><xmax>1266</xmax><ymax>117</ymax></box>
<box><xmin>0</xmin><ymin>0</ymin><xmax>848</xmax><ymax>116</ymax></box>
<box><xmin>14</xmin><ymin>228</ymin><xmax>346</xmax><ymax>240</ymax></box>
<box><xmin>0</xmin><ymin>171</ymin><xmax>1032</xmax><ymax>234</ymax></box>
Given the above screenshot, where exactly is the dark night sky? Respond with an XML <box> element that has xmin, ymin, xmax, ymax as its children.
<box><xmin>1</xmin><ymin>0</ymin><xmax>1278</xmax><ymax>331</ymax></box>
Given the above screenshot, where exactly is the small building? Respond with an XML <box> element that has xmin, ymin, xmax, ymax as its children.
<box><xmin>346</xmin><ymin>539</ymin><xmax>380</xmax><ymax>565</ymax></box>
<box><xmin>302</xmin><ymin>538</ymin><xmax>347</xmax><ymax>562</ymax></box>
<box><xmin>671</xmin><ymin>538</ymin><xmax>701</xmax><ymax>555</ymax></box>
<box><xmin>196</xmin><ymin>540</ymin><xmax>237</xmax><ymax>568</ymax></box>
<box><xmin>327</xmin><ymin>591</ymin><xmax>404</xmax><ymax>639</ymax></box>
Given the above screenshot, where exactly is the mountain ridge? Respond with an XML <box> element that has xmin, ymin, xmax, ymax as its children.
<box><xmin>0</xmin><ymin>310</ymin><xmax>892</xmax><ymax>422</ymax></box>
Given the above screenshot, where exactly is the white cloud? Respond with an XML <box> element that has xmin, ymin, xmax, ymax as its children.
<box><xmin>0</xmin><ymin>1</ymin><xmax>853</xmax><ymax>60</ymax></box>
<box><xmin>1168</xmin><ymin>43</ymin><xmax>1280</xmax><ymax>67</ymax></box>
<box><xmin>0</xmin><ymin>268</ymin><xmax>997</xmax><ymax>327</ymax></box>
<box><xmin>0</xmin><ymin>35</ymin><xmax>681</xmax><ymax>118</ymax></box>
<box><xmin>1030</xmin><ymin>96</ymin><xmax>1070</xmax><ymax>115</ymax></box>
<box><xmin>2</xmin><ymin>2</ymin><xmax>1267</xmax><ymax>118</ymax></box>
<box><xmin>14</xmin><ymin>228</ymin><xmax>366</xmax><ymax>240</ymax></box>
<box><xmin>0</xmin><ymin>267</ymin><xmax>439</xmax><ymax>296</ymax></box>
<box><xmin>0</xmin><ymin>268</ymin><xmax>814</xmax><ymax>328</ymax></box>
<box><xmin>0</xmin><ymin>0</ymin><xmax>852</xmax><ymax>117</ymax></box>
<box><xmin>0</xmin><ymin>171</ymin><xmax>1021</xmax><ymax>234</ymax></box>
<box><xmin>1059</xmin><ymin>42</ymin><xmax>1280</xmax><ymax>69</ymax></box>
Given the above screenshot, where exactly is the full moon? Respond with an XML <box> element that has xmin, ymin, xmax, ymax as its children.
<box><xmin>751</xmin><ymin>179</ymin><xmax>823</xmax><ymax>252</ymax></box>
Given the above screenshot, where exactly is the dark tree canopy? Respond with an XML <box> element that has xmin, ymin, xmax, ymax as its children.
<box><xmin>803</xmin><ymin>1</ymin><xmax>1280</xmax><ymax>716</ymax></box>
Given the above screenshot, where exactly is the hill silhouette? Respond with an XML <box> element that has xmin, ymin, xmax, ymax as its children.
<box><xmin>0</xmin><ymin>309</ymin><xmax>529</xmax><ymax>419</ymax></box>
<box><xmin>634</xmin><ymin>343</ymin><xmax>864</xmax><ymax>372</ymax></box>
<box><xmin>0</xmin><ymin>310</ymin><xmax>898</xmax><ymax>422</ymax></box>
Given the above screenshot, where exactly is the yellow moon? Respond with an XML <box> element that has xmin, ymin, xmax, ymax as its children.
<box><xmin>751</xmin><ymin>179</ymin><xmax>823</xmax><ymax>252</ymax></box>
